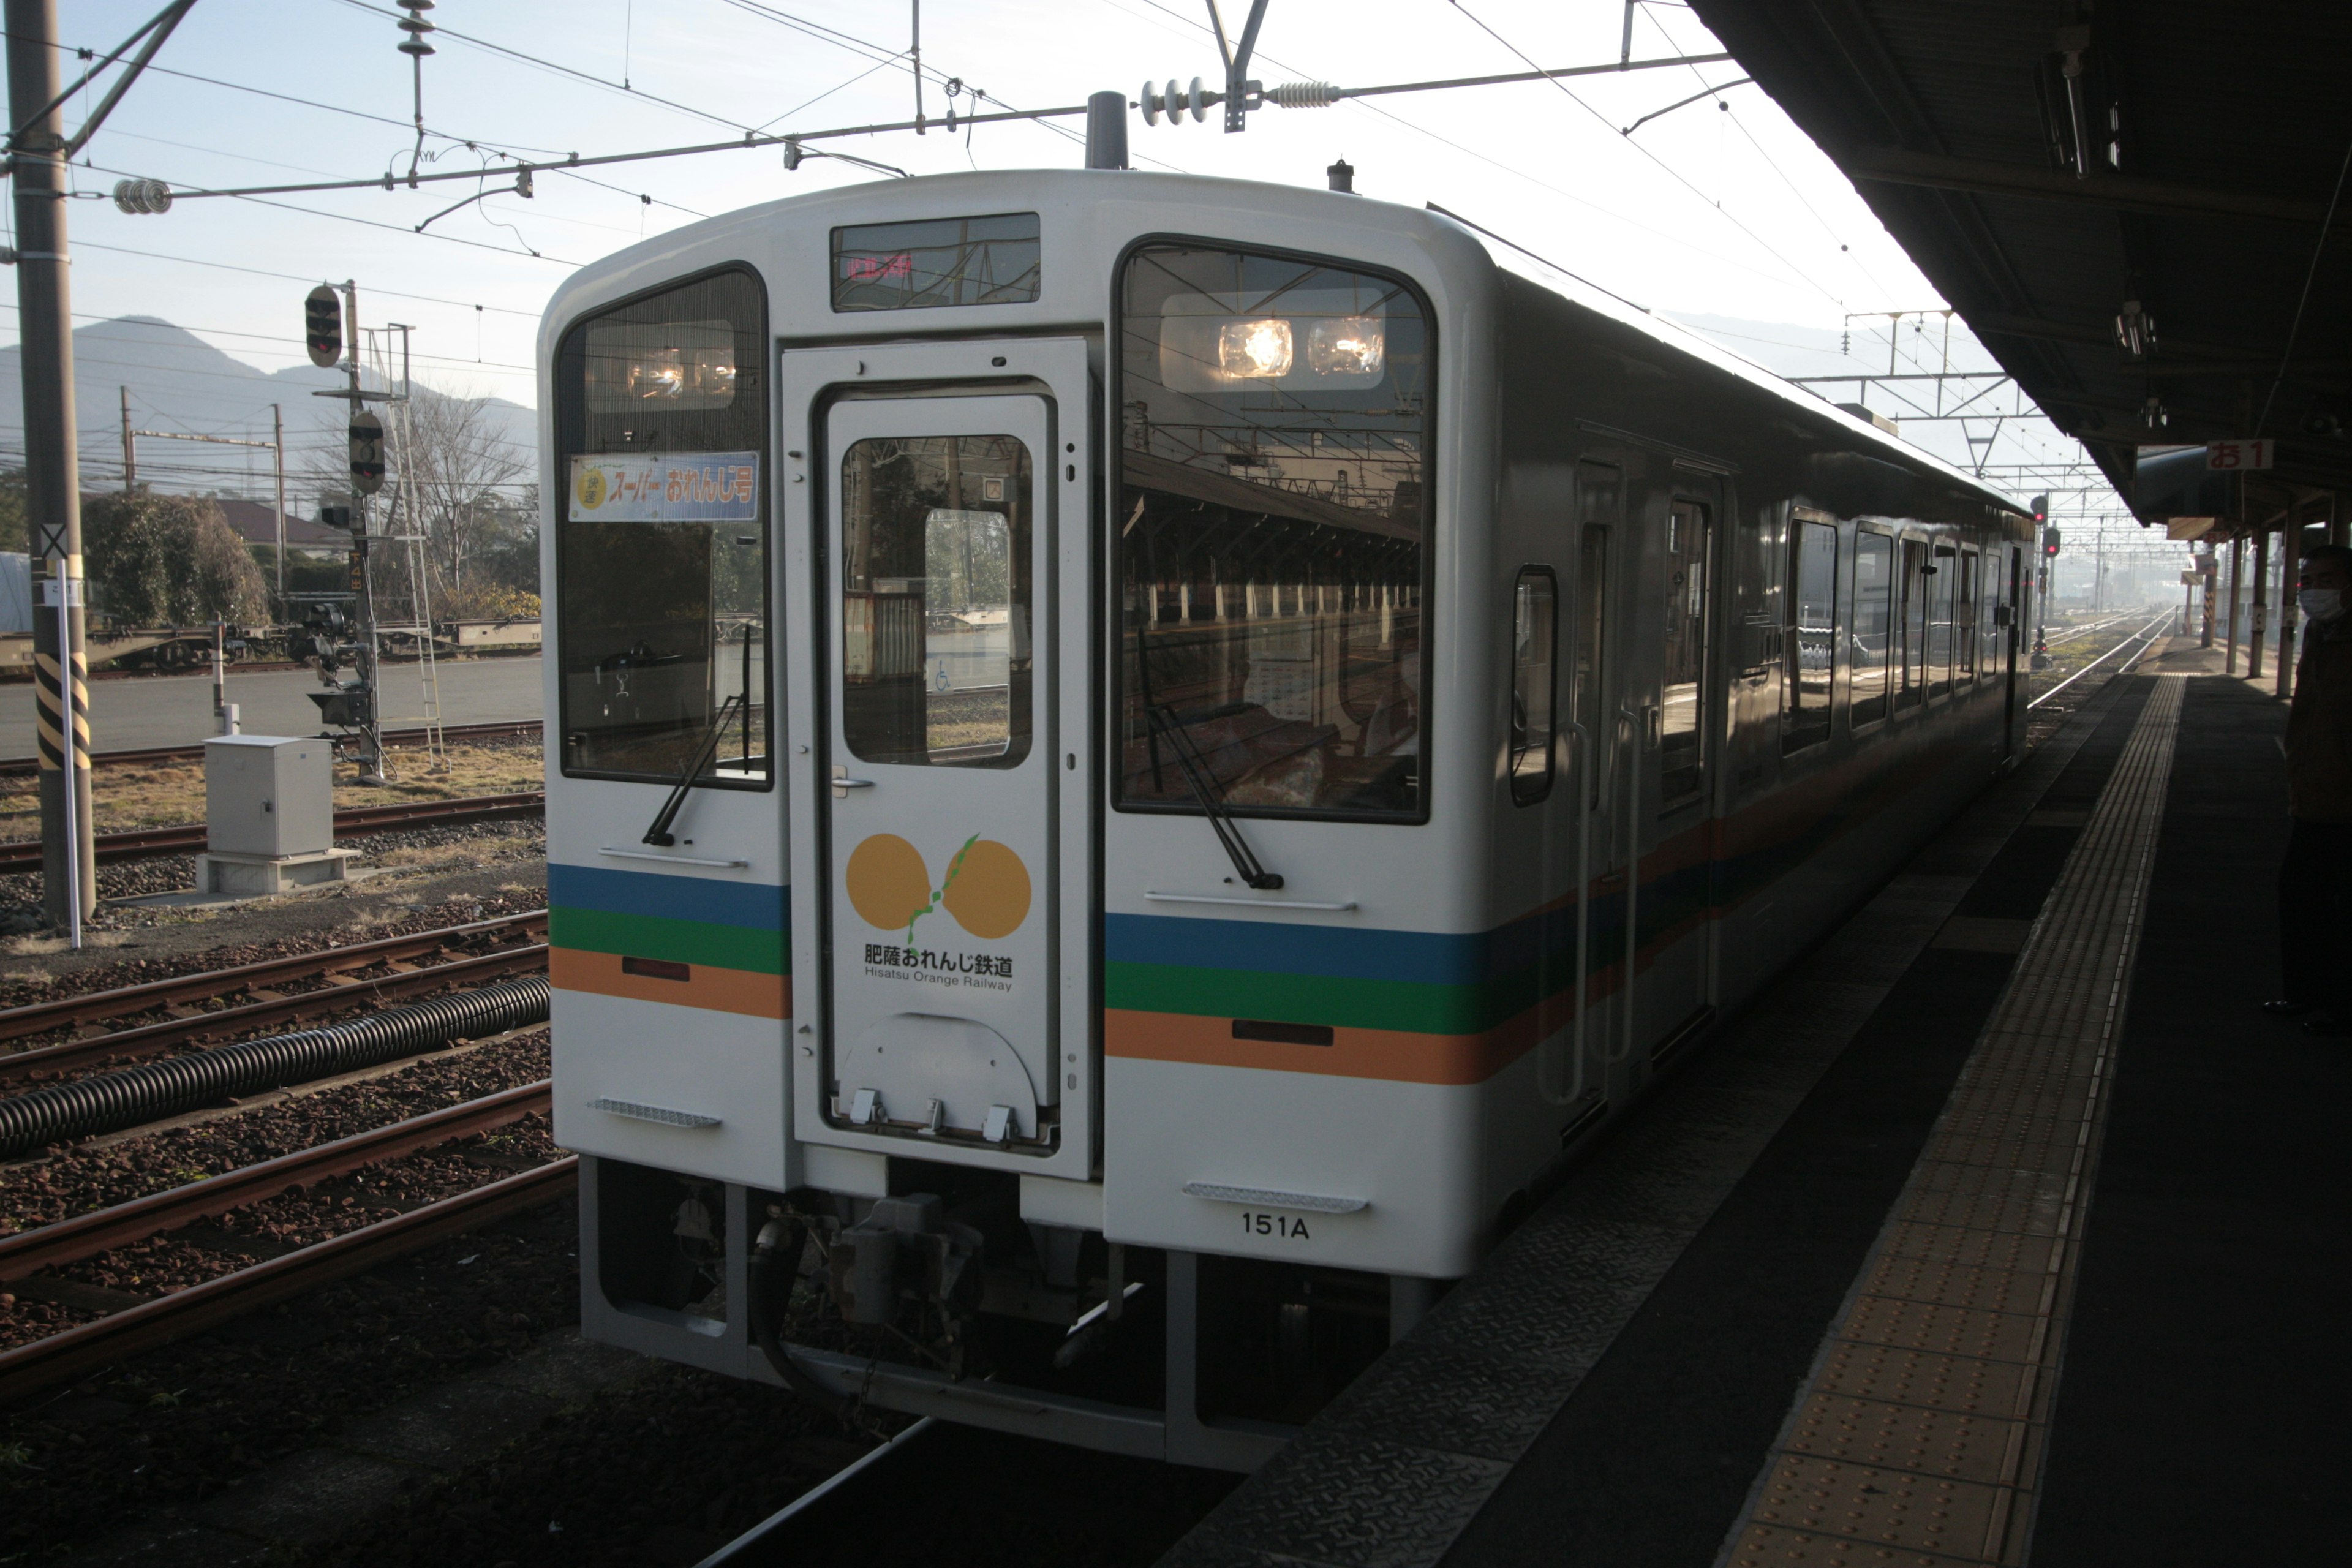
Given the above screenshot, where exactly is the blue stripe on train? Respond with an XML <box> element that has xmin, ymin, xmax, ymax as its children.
<box><xmin>547</xmin><ymin>862</ymin><xmax>788</xmax><ymax>932</ymax></box>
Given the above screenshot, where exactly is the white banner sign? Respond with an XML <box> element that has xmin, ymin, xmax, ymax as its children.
<box><xmin>568</xmin><ymin>451</ymin><xmax>760</xmax><ymax>523</ymax></box>
<box><xmin>37</xmin><ymin>576</ymin><xmax>85</xmax><ymax>606</ymax></box>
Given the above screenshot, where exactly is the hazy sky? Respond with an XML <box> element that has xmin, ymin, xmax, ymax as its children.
<box><xmin>18</xmin><ymin>0</ymin><xmax>2122</xmax><ymax>518</ymax></box>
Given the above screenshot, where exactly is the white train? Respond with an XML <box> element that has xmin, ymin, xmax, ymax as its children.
<box><xmin>540</xmin><ymin>167</ymin><xmax>2031</xmax><ymax>1467</ymax></box>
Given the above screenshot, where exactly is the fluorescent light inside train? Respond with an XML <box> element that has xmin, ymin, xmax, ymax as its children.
<box><xmin>623</xmin><ymin>347</ymin><xmax>737</xmax><ymax>401</ymax></box>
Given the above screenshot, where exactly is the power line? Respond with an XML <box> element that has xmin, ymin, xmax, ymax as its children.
<box><xmin>70</xmin><ymin>239</ymin><xmax>542</xmax><ymax>317</ymax></box>
<box><xmin>1445</xmin><ymin>0</ymin><xmax>1841</xmax><ymax>309</ymax></box>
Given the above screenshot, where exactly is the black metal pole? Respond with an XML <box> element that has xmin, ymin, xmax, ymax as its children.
<box><xmin>9</xmin><ymin>0</ymin><xmax>95</xmax><ymax>930</ymax></box>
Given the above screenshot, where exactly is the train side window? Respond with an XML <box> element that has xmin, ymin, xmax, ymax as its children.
<box><xmin>1574</xmin><ymin>522</ymin><xmax>1610</xmax><ymax>805</ymax></box>
<box><xmin>1958</xmin><ymin>549</ymin><xmax>1980</xmax><ymax>679</ymax></box>
<box><xmin>1509</xmin><ymin>568</ymin><xmax>1558</xmax><ymax>804</ymax></box>
<box><xmin>1897</xmin><ymin>538</ymin><xmax>1927</xmax><ymax>710</ymax></box>
<box><xmin>1659</xmin><ymin>499</ymin><xmax>1711</xmax><ymax>807</ymax></box>
<box><xmin>554</xmin><ymin>265</ymin><xmax>771</xmax><ymax>788</ymax></box>
<box><xmin>1784</xmin><ymin>514</ymin><xmax>1837</xmax><ymax>752</ymax></box>
<box><xmin>1851</xmin><ymin>529</ymin><xmax>1893</xmax><ymax>726</ymax></box>
<box><xmin>1929</xmin><ymin>543</ymin><xmax>1958</xmax><ymax>696</ymax></box>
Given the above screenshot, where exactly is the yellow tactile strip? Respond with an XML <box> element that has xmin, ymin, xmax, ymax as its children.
<box><xmin>1717</xmin><ymin>676</ymin><xmax>2185</xmax><ymax>1568</ymax></box>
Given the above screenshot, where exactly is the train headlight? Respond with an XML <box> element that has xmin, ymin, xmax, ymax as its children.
<box><xmin>1308</xmin><ymin>316</ymin><xmax>1384</xmax><ymax>377</ymax></box>
<box><xmin>627</xmin><ymin>347</ymin><xmax>687</xmax><ymax>400</ymax></box>
<box><xmin>1218</xmin><ymin>318</ymin><xmax>1294</xmax><ymax>379</ymax></box>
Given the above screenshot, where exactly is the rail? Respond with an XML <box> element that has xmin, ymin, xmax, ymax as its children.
<box><xmin>0</xmin><ymin>1155</ymin><xmax>575</xmax><ymax>1405</ymax></box>
<box><xmin>2026</xmin><ymin>611</ymin><xmax>2174</xmax><ymax>710</ymax></box>
<box><xmin>0</xmin><ymin>720</ymin><xmax>543</xmax><ymax>777</ymax></box>
<box><xmin>0</xmin><ymin>790</ymin><xmax>545</xmax><ymax>874</ymax></box>
<box><xmin>0</xmin><ymin>910</ymin><xmax>546</xmax><ymax>1046</ymax></box>
<box><xmin>0</xmin><ymin>1080</ymin><xmax>552</xmax><ymax>1280</ymax></box>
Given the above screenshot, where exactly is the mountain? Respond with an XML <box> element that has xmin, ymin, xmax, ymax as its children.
<box><xmin>0</xmin><ymin>316</ymin><xmax>535</xmax><ymax>508</ymax></box>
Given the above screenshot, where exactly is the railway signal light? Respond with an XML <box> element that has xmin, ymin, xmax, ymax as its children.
<box><xmin>2043</xmin><ymin>527</ymin><xmax>2062</xmax><ymax>558</ymax></box>
<box><xmin>349</xmin><ymin>411</ymin><xmax>385</xmax><ymax>496</ymax></box>
<box><xmin>318</xmin><ymin>502</ymin><xmax>353</xmax><ymax>532</ymax></box>
<box><xmin>2030</xmin><ymin>493</ymin><xmax>2049</xmax><ymax>524</ymax></box>
<box><xmin>304</xmin><ymin>285</ymin><xmax>342</xmax><ymax>368</ymax></box>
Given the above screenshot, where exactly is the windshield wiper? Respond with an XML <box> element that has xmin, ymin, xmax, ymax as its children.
<box><xmin>643</xmin><ymin>692</ymin><xmax>747</xmax><ymax>847</ymax></box>
<box><xmin>1148</xmin><ymin>704</ymin><xmax>1283</xmax><ymax>891</ymax></box>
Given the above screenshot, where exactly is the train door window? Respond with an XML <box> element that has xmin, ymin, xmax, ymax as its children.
<box><xmin>1958</xmin><ymin>549</ymin><xmax>1980</xmax><ymax>679</ymax></box>
<box><xmin>1784</xmin><ymin>514</ymin><xmax>1837</xmax><ymax>752</ymax></box>
<box><xmin>554</xmin><ymin>266</ymin><xmax>770</xmax><ymax>786</ymax></box>
<box><xmin>1574</xmin><ymin>522</ymin><xmax>1610</xmax><ymax>805</ymax></box>
<box><xmin>1659</xmin><ymin>499</ymin><xmax>1711</xmax><ymax>807</ymax></box>
<box><xmin>1897</xmin><ymin>538</ymin><xmax>1927</xmax><ymax>710</ymax></box>
<box><xmin>1929</xmin><ymin>544</ymin><xmax>1958</xmax><ymax>696</ymax></box>
<box><xmin>1510</xmin><ymin>568</ymin><xmax>1558</xmax><ymax>804</ymax></box>
<box><xmin>839</xmin><ymin>436</ymin><xmax>1034</xmax><ymax>767</ymax></box>
<box><xmin>1851</xmin><ymin>529</ymin><xmax>1893</xmax><ymax>726</ymax></box>
<box><xmin>1115</xmin><ymin>243</ymin><xmax>1432</xmax><ymax>820</ymax></box>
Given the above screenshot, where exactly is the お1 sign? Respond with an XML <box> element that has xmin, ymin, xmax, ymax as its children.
<box><xmin>2206</xmin><ymin>439</ymin><xmax>2274</xmax><ymax>470</ymax></box>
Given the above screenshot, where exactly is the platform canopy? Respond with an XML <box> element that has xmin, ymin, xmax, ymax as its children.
<box><xmin>1687</xmin><ymin>0</ymin><xmax>2352</xmax><ymax>527</ymax></box>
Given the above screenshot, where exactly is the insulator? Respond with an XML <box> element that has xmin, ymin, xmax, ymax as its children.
<box><xmin>1264</xmin><ymin>81</ymin><xmax>1341</xmax><ymax>109</ymax></box>
<box><xmin>1140</xmin><ymin>79</ymin><xmax>1161</xmax><ymax>126</ymax></box>
<box><xmin>1164</xmin><ymin>79</ymin><xmax>1182</xmax><ymax>128</ymax></box>
<box><xmin>1186</xmin><ymin>75</ymin><xmax>1208</xmax><ymax>122</ymax></box>
<box><xmin>111</xmin><ymin>178</ymin><xmax>171</xmax><ymax>215</ymax></box>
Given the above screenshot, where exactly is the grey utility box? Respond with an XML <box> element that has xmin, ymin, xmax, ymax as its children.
<box><xmin>205</xmin><ymin>735</ymin><xmax>334</xmax><ymax>858</ymax></box>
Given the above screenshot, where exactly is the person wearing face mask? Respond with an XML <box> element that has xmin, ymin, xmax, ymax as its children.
<box><xmin>2268</xmin><ymin>543</ymin><xmax>2352</xmax><ymax>1033</ymax></box>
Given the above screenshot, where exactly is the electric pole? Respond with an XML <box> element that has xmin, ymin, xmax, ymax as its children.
<box><xmin>119</xmin><ymin>384</ymin><xmax>134</xmax><ymax>492</ymax></box>
<box><xmin>9</xmin><ymin>0</ymin><xmax>95</xmax><ymax>932</ymax></box>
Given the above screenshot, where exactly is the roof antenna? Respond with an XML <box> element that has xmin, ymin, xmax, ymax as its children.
<box><xmin>1085</xmin><ymin>91</ymin><xmax>1129</xmax><ymax>169</ymax></box>
<box><xmin>1327</xmin><ymin>158</ymin><xmax>1354</xmax><ymax>192</ymax></box>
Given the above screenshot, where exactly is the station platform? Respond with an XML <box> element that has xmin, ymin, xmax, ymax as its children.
<box><xmin>1163</xmin><ymin>646</ymin><xmax>2346</xmax><ymax>1568</ymax></box>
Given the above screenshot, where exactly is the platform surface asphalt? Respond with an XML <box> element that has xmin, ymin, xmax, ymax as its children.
<box><xmin>0</xmin><ymin>655</ymin><xmax>543</xmax><ymax>754</ymax></box>
<box><xmin>1162</xmin><ymin>647</ymin><xmax>2343</xmax><ymax>1568</ymax></box>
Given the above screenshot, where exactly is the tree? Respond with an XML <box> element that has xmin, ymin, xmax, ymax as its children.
<box><xmin>83</xmin><ymin>491</ymin><xmax>269</xmax><ymax>625</ymax></box>
<box><xmin>300</xmin><ymin>383</ymin><xmax>530</xmax><ymax>614</ymax></box>
<box><xmin>0</xmin><ymin>467</ymin><xmax>26</xmax><ymax>554</ymax></box>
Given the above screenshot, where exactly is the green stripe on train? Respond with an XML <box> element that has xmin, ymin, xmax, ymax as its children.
<box><xmin>549</xmin><ymin>907</ymin><xmax>788</xmax><ymax>976</ymax></box>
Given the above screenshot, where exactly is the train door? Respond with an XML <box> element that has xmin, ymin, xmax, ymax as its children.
<box><xmin>1626</xmin><ymin>481</ymin><xmax>1718</xmax><ymax>1068</ymax></box>
<box><xmin>782</xmin><ymin>340</ymin><xmax>1096</xmax><ymax>1182</ymax></box>
<box><xmin>1544</xmin><ymin>461</ymin><xmax>1621</xmax><ymax>1106</ymax></box>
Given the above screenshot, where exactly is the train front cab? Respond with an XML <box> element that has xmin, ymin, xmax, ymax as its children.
<box><xmin>544</xmin><ymin>173</ymin><xmax>2035</xmax><ymax>1469</ymax></box>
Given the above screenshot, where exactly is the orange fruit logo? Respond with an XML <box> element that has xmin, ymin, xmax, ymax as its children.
<box><xmin>846</xmin><ymin>832</ymin><xmax>1031</xmax><ymax>942</ymax></box>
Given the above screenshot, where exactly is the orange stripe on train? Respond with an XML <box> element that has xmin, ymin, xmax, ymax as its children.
<box><xmin>551</xmin><ymin>948</ymin><xmax>791</xmax><ymax>1019</ymax></box>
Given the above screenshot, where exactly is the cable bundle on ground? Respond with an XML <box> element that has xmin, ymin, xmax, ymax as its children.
<box><xmin>0</xmin><ymin>976</ymin><xmax>551</xmax><ymax>1158</ymax></box>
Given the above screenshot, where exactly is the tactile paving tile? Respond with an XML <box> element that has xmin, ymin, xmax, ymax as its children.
<box><xmin>1725</xmin><ymin>1521</ymin><xmax>1981</xmax><ymax>1567</ymax></box>
<box><xmin>1882</xmin><ymin>1222</ymin><xmax>2057</xmax><ymax>1275</ymax></box>
<box><xmin>1747</xmin><ymin>1454</ymin><xmax>2003</xmax><ymax>1556</ymax></box>
<box><xmin>1717</xmin><ymin>677</ymin><xmax>2186</xmax><ymax>1568</ymax></box>
<box><xmin>1861</xmin><ymin>1256</ymin><xmax>2052</xmax><ymax>1317</ymax></box>
<box><xmin>1841</xmin><ymin>1297</ymin><xmax>2040</xmax><ymax>1364</ymax></box>
<box><xmin>1782</xmin><ymin>1393</ymin><xmax>2022</xmax><ymax>1485</ymax></box>
<box><xmin>1813</xmin><ymin>1342</ymin><xmax>2027</xmax><ymax>1417</ymax></box>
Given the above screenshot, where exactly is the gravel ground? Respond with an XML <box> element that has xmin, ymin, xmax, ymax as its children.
<box><xmin>0</xmin><ymin>1193</ymin><xmax>580</xmax><ymax>1562</ymax></box>
<box><xmin>0</xmin><ymin>853</ymin><xmax>546</xmax><ymax>1000</ymax></box>
<box><xmin>0</xmin><ymin>815</ymin><xmax>543</xmax><ymax>943</ymax></box>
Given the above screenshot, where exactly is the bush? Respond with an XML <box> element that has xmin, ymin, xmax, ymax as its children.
<box><xmin>83</xmin><ymin>491</ymin><xmax>269</xmax><ymax>625</ymax></box>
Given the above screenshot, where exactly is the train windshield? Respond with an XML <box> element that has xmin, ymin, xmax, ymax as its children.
<box><xmin>1115</xmin><ymin>244</ymin><xmax>1431</xmax><ymax>821</ymax></box>
<box><xmin>554</xmin><ymin>268</ymin><xmax>771</xmax><ymax>786</ymax></box>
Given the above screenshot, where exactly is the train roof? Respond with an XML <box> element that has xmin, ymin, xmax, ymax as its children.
<box><xmin>540</xmin><ymin>166</ymin><xmax>2023</xmax><ymax>521</ymax></box>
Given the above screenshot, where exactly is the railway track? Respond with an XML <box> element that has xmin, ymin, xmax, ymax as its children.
<box><xmin>0</xmin><ymin>1085</ymin><xmax>572</xmax><ymax>1405</ymax></box>
<box><xmin>0</xmin><ymin>789</ymin><xmax>545</xmax><ymax>875</ymax></box>
<box><xmin>0</xmin><ymin>910</ymin><xmax>548</xmax><ymax>1084</ymax></box>
<box><xmin>0</xmin><ymin>719</ymin><xmax>543</xmax><ymax>777</ymax></box>
<box><xmin>2027</xmin><ymin>609</ymin><xmax>2173</xmax><ymax>711</ymax></box>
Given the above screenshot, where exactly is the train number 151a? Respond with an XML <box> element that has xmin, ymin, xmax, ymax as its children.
<box><xmin>1242</xmin><ymin>1212</ymin><xmax>1310</xmax><ymax>1240</ymax></box>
